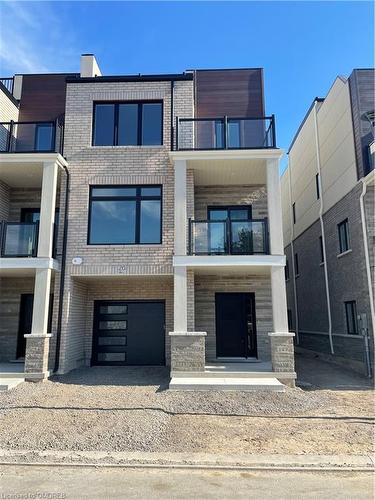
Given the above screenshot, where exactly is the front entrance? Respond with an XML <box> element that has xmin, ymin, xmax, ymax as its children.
<box><xmin>215</xmin><ymin>292</ymin><xmax>257</xmax><ymax>359</ymax></box>
<box><xmin>92</xmin><ymin>301</ymin><xmax>165</xmax><ymax>366</ymax></box>
<box><xmin>16</xmin><ymin>293</ymin><xmax>53</xmax><ymax>359</ymax></box>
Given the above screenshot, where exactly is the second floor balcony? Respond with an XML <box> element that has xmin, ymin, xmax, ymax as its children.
<box><xmin>188</xmin><ymin>218</ymin><xmax>269</xmax><ymax>256</ymax></box>
<box><xmin>0</xmin><ymin>120</ymin><xmax>64</xmax><ymax>154</ymax></box>
<box><xmin>0</xmin><ymin>221</ymin><xmax>58</xmax><ymax>258</ymax></box>
<box><xmin>175</xmin><ymin>116</ymin><xmax>276</xmax><ymax>151</ymax></box>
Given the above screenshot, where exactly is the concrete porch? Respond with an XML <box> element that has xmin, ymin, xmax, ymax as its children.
<box><xmin>169</xmin><ymin>361</ymin><xmax>296</xmax><ymax>391</ymax></box>
<box><xmin>0</xmin><ymin>362</ymin><xmax>25</xmax><ymax>391</ymax></box>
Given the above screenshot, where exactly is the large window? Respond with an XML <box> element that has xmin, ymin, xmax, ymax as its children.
<box><xmin>338</xmin><ymin>218</ymin><xmax>350</xmax><ymax>253</ymax></box>
<box><xmin>345</xmin><ymin>301</ymin><xmax>358</xmax><ymax>334</ymax></box>
<box><xmin>88</xmin><ymin>186</ymin><xmax>162</xmax><ymax>244</ymax></box>
<box><xmin>92</xmin><ymin>102</ymin><xmax>163</xmax><ymax>146</ymax></box>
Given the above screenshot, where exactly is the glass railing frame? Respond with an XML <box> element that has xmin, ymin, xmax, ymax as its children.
<box><xmin>0</xmin><ymin>119</ymin><xmax>63</xmax><ymax>154</ymax></box>
<box><xmin>188</xmin><ymin>217</ymin><xmax>269</xmax><ymax>256</ymax></box>
<box><xmin>0</xmin><ymin>220</ymin><xmax>39</xmax><ymax>258</ymax></box>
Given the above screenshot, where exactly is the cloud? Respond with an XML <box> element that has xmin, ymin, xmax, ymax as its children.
<box><xmin>0</xmin><ymin>1</ymin><xmax>79</xmax><ymax>74</ymax></box>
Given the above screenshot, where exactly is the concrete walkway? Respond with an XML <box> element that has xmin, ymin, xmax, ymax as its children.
<box><xmin>0</xmin><ymin>465</ymin><xmax>373</xmax><ymax>499</ymax></box>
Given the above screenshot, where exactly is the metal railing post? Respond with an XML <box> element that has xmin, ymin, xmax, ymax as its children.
<box><xmin>188</xmin><ymin>217</ymin><xmax>192</xmax><ymax>255</ymax></box>
<box><xmin>223</xmin><ymin>116</ymin><xmax>228</xmax><ymax>149</ymax></box>
<box><xmin>271</xmin><ymin>114</ymin><xmax>276</xmax><ymax>148</ymax></box>
<box><xmin>6</xmin><ymin>120</ymin><xmax>14</xmax><ymax>152</ymax></box>
<box><xmin>175</xmin><ymin>116</ymin><xmax>179</xmax><ymax>151</ymax></box>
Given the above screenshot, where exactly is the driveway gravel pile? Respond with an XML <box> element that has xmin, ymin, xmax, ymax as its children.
<box><xmin>0</xmin><ymin>363</ymin><xmax>373</xmax><ymax>455</ymax></box>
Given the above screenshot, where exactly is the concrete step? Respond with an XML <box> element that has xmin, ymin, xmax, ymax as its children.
<box><xmin>0</xmin><ymin>371</ymin><xmax>26</xmax><ymax>379</ymax></box>
<box><xmin>0</xmin><ymin>378</ymin><xmax>24</xmax><ymax>391</ymax></box>
<box><xmin>169</xmin><ymin>377</ymin><xmax>285</xmax><ymax>392</ymax></box>
<box><xmin>171</xmin><ymin>370</ymin><xmax>282</xmax><ymax>379</ymax></box>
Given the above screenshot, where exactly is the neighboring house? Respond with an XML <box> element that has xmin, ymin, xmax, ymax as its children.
<box><xmin>0</xmin><ymin>55</ymin><xmax>295</xmax><ymax>390</ymax></box>
<box><xmin>281</xmin><ymin>69</ymin><xmax>374</xmax><ymax>377</ymax></box>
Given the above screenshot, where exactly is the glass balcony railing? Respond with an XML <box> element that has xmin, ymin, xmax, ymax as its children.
<box><xmin>0</xmin><ymin>120</ymin><xmax>63</xmax><ymax>154</ymax></box>
<box><xmin>188</xmin><ymin>218</ymin><xmax>269</xmax><ymax>255</ymax></box>
<box><xmin>175</xmin><ymin>116</ymin><xmax>276</xmax><ymax>151</ymax></box>
<box><xmin>0</xmin><ymin>222</ymin><xmax>39</xmax><ymax>257</ymax></box>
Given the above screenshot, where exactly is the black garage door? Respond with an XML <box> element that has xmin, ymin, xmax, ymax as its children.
<box><xmin>92</xmin><ymin>301</ymin><xmax>165</xmax><ymax>366</ymax></box>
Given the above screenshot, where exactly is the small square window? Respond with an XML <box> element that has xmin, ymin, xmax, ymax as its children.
<box><xmin>338</xmin><ymin>219</ymin><xmax>350</xmax><ymax>253</ymax></box>
<box><xmin>345</xmin><ymin>301</ymin><xmax>358</xmax><ymax>334</ymax></box>
<box><xmin>315</xmin><ymin>173</ymin><xmax>320</xmax><ymax>200</ymax></box>
<box><xmin>294</xmin><ymin>253</ymin><xmax>299</xmax><ymax>276</ymax></box>
<box><xmin>319</xmin><ymin>236</ymin><xmax>324</xmax><ymax>263</ymax></box>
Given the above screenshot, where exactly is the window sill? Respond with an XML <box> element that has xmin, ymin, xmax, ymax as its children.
<box><xmin>337</xmin><ymin>249</ymin><xmax>352</xmax><ymax>259</ymax></box>
<box><xmin>87</xmin><ymin>244</ymin><xmax>163</xmax><ymax>248</ymax></box>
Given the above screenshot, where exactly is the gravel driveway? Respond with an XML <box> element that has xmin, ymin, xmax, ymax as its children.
<box><xmin>0</xmin><ymin>355</ymin><xmax>373</xmax><ymax>456</ymax></box>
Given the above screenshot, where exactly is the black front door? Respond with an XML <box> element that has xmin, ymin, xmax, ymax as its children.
<box><xmin>215</xmin><ymin>292</ymin><xmax>257</xmax><ymax>358</ymax></box>
<box><xmin>16</xmin><ymin>294</ymin><xmax>53</xmax><ymax>359</ymax></box>
<box><xmin>92</xmin><ymin>301</ymin><xmax>165</xmax><ymax>366</ymax></box>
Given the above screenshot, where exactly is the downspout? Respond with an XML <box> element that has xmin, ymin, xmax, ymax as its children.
<box><xmin>54</xmin><ymin>162</ymin><xmax>70</xmax><ymax>373</ymax></box>
<box><xmin>287</xmin><ymin>160</ymin><xmax>299</xmax><ymax>344</ymax></box>
<box><xmin>313</xmin><ymin>101</ymin><xmax>334</xmax><ymax>355</ymax></box>
<box><xmin>359</xmin><ymin>174</ymin><xmax>375</xmax><ymax>373</ymax></box>
<box><xmin>170</xmin><ymin>80</ymin><xmax>175</xmax><ymax>150</ymax></box>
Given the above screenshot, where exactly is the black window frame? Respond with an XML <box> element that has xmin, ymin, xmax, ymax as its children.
<box><xmin>338</xmin><ymin>218</ymin><xmax>350</xmax><ymax>253</ymax></box>
<box><xmin>88</xmin><ymin>185</ymin><xmax>163</xmax><ymax>245</ymax></box>
<box><xmin>344</xmin><ymin>301</ymin><xmax>358</xmax><ymax>335</ymax></box>
<box><xmin>319</xmin><ymin>235</ymin><xmax>324</xmax><ymax>263</ymax></box>
<box><xmin>207</xmin><ymin>205</ymin><xmax>252</xmax><ymax>221</ymax></box>
<box><xmin>285</xmin><ymin>259</ymin><xmax>290</xmax><ymax>280</ymax></box>
<box><xmin>292</xmin><ymin>202</ymin><xmax>296</xmax><ymax>224</ymax></box>
<box><xmin>315</xmin><ymin>173</ymin><xmax>320</xmax><ymax>200</ymax></box>
<box><xmin>92</xmin><ymin>100</ymin><xmax>164</xmax><ymax>147</ymax></box>
<box><xmin>294</xmin><ymin>252</ymin><xmax>299</xmax><ymax>276</ymax></box>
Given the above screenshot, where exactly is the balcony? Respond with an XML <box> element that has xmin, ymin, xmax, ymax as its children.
<box><xmin>0</xmin><ymin>221</ymin><xmax>39</xmax><ymax>257</ymax></box>
<box><xmin>0</xmin><ymin>120</ymin><xmax>64</xmax><ymax>154</ymax></box>
<box><xmin>175</xmin><ymin>116</ymin><xmax>276</xmax><ymax>151</ymax></box>
<box><xmin>188</xmin><ymin>218</ymin><xmax>269</xmax><ymax>256</ymax></box>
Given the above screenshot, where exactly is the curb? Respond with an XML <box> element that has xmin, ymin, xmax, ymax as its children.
<box><xmin>0</xmin><ymin>450</ymin><xmax>374</xmax><ymax>472</ymax></box>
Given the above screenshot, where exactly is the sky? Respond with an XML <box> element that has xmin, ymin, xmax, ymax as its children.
<box><xmin>0</xmin><ymin>1</ymin><xmax>373</xmax><ymax>171</ymax></box>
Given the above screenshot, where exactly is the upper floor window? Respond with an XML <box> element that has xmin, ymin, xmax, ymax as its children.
<box><xmin>315</xmin><ymin>173</ymin><xmax>320</xmax><ymax>200</ymax></box>
<box><xmin>319</xmin><ymin>235</ymin><xmax>324</xmax><ymax>263</ymax></box>
<box><xmin>344</xmin><ymin>301</ymin><xmax>358</xmax><ymax>334</ymax></box>
<box><xmin>88</xmin><ymin>185</ymin><xmax>162</xmax><ymax>245</ymax></box>
<box><xmin>294</xmin><ymin>252</ymin><xmax>299</xmax><ymax>276</ymax></box>
<box><xmin>92</xmin><ymin>101</ymin><xmax>163</xmax><ymax>146</ymax></box>
<box><xmin>285</xmin><ymin>259</ymin><xmax>290</xmax><ymax>280</ymax></box>
<box><xmin>338</xmin><ymin>218</ymin><xmax>350</xmax><ymax>253</ymax></box>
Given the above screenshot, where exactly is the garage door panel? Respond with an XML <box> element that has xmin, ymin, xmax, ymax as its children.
<box><xmin>92</xmin><ymin>301</ymin><xmax>165</xmax><ymax>366</ymax></box>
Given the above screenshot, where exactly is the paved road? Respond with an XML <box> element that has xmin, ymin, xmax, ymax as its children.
<box><xmin>0</xmin><ymin>465</ymin><xmax>373</xmax><ymax>499</ymax></box>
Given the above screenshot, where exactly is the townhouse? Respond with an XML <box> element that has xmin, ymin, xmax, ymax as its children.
<box><xmin>281</xmin><ymin>69</ymin><xmax>374</xmax><ymax>376</ymax></box>
<box><xmin>0</xmin><ymin>55</ymin><xmax>295</xmax><ymax>390</ymax></box>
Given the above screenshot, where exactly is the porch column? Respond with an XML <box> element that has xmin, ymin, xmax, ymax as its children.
<box><xmin>267</xmin><ymin>159</ymin><xmax>295</xmax><ymax>383</ymax></box>
<box><xmin>170</xmin><ymin>160</ymin><xmax>206</xmax><ymax>373</ymax></box>
<box><xmin>24</xmin><ymin>268</ymin><xmax>52</xmax><ymax>381</ymax></box>
<box><xmin>37</xmin><ymin>161</ymin><xmax>58</xmax><ymax>258</ymax></box>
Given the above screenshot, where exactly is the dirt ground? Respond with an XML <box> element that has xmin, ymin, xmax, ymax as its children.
<box><xmin>0</xmin><ymin>353</ymin><xmax>373</xmax><ymax>456</ymax></box>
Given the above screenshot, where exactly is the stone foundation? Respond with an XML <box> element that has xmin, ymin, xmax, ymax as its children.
<box><xmin>269</xmin><ymin>332</ymin><xmax>295</xmax><ymax>374</ymax></box>
<box><xmin>24</xmin><ymin>334</ymin><xmax>51</xmax><ymax>381</ymax></box>
<box><xmin>169</xmin><ymin>332</ymin><xmax>206</xmax><ymax>372</ymax></box>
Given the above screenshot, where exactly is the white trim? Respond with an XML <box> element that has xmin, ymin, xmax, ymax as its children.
<box><xmin>0</xmin><ymin>152</ymin><xmax>68</xmax><ymax>168</ymax></box>
<box><xmin>173</xmin><ymin>254</ymin><xmax>285</xmax><ymax>268</ymax></box>
<box><xmin>268</xmin><ymin>332</ymin><xmax>295</xmax><ymax>337</ymax></box>
<box><xmin>337</xmin><ymin>248</ymin><xmax>352</xmax><ymax>258</ymax></box>
<box><xmin>24</xmin><ymin>334</ymin><xmax>52</xmax><ymax>338</ymax></box>
<box><xmin>169</xmin><ymin>331</ymin><xmax>207</xmax><ymax>337</ymax></box>
<box><xmin>0</xmin><ymin>257</ymin><xmax>59</xmax><ymax>271</ymax></box>
<box><xmin>169</xmin><ymin>148</ymin><xmax>284</xmax><ymax>162</ymax></box>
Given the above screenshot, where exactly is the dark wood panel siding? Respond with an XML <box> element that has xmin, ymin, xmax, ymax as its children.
<box><xmin>18</xmin><ymin>74</ymin><xmax>77</xmax><ymax>122</ymax></box>
<box><xmin>194</xmin><ymin>69</ymin><xmax>265</xmax><ymax>118</ymax></box>
<box><xmin>349</xmin><ymin>69</ymin><xmax>375</xmax><ymax>179</ymax></box>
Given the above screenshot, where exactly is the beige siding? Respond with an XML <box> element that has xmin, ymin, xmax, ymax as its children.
<box><xmin>0</xmin><ymin>88</ymin><xmax>19</xmax><ymax>122</ymax></box>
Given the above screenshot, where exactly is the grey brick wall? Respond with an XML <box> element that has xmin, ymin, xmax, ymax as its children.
<box><xmin>0</xmin><ymin>277</ymin><xmax>36</xmax><ymax>362</ymax></box>
<box><xmin>194</xmin><ymin>185</ymin><xmax>267</xmax><ymax>219</ymax></box>
<box><xmin>194</xmin><ymin>274</ymin><xmax>272</xmax><ymax>361</ymax></box>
